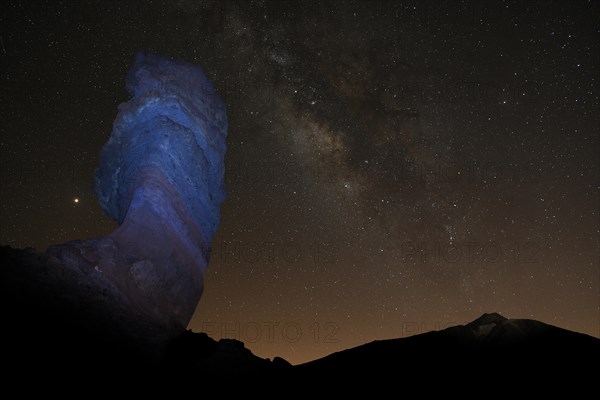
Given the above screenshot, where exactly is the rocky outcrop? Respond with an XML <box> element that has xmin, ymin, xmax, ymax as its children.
<box><xmin>43</xmin><ymin>52</ymin><xmax>227</xmax><ymax>344</ymax></box>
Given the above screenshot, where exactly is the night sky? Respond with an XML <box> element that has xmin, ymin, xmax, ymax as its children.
<box><xmin>1</xmin><ymin>1</ymin><xmax>598</xmax><ymax>364</ymax></box>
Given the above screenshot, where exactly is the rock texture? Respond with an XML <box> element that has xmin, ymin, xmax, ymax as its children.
<box><xmin>44</xmin><ymin>52</ymin><xmax>227</xmax><ymax>342</ymax></box>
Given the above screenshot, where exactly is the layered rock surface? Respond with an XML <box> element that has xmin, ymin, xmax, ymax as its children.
<box><xmin>40</xmin><ymin>52</ymin><xmax>227</xmax><ymax>343</ymax></box>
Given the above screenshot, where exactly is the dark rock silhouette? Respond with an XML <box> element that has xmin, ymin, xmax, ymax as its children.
<box><xmin>0</xmin><ymin>245</ymin><xmax>289</xmax><ymax>381</ymax></box>
<box><xmin>166</xmin><ymin>330</ymin><xmax>291</xmax><ymax>377</ymax></box>
<box><xmin>294</xmin><ymin>312</ymin><xmax>600</xmax><ymax>387</ymax></box>
<box><xmin>0</xmin><ymin>251</ymin><xmax>597</xmax><ymax>390</ymax></box>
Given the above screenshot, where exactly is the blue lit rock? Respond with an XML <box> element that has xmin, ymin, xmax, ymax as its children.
<box><xmin>96</xmin><ymin>52</ymin><xmax>227</xmax><ymax>241</ymax></box>
<box><xmin>47</xmin><ymin>52</ymin><xmax>227</xmax><ymax>339</ymax></box>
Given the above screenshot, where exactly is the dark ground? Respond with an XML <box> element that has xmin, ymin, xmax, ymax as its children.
<box><xmin>1</xmin><ymin>245</ymin><xmax>598</xmax><ymax>393</ymax></box>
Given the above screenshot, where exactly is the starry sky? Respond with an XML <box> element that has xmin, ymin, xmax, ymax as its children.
<box><xmin>1</xmin><ymin>1</ymin><xmax>598</xmax><ymax>364</ymax></box>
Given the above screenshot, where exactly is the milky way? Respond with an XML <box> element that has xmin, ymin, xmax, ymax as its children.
<box><xmin>1</xmin><ymin>1</ymin><xmax>598</xmax><ymax>364</ymax></box>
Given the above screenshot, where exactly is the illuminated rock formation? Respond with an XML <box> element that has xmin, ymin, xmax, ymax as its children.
<box><xmin>47</xmin><ymin>52</ymin><xmax>227</xmax><ymax>341</ymax></box>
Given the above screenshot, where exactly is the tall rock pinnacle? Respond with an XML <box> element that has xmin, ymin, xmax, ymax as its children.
<box><xmin>47</xmin><ymin>52</ymin><xmax>227</xmax><ymax>341</ymax></box>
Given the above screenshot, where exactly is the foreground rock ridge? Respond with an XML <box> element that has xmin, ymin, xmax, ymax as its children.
<box><xmin>45</xmin><ymin>52</ymin><xmax>227</xmax><ymax>342</ymax></box>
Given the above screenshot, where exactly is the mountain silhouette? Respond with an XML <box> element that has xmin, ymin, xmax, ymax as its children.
<box><xmin>1</xmin><ymin>244</ymin><xmax>598</xmax><ymax>391</ymax></box>
<box><xmin>293</xmin><ymin>312</ymin><xmax>599</xmax><ymax>388</ymax></box>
